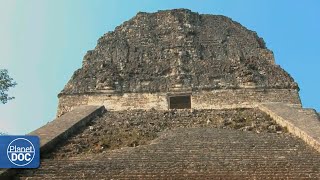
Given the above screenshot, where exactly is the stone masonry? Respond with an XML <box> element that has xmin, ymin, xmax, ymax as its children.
<box><xmin>4</xmin><ymin>8</ymin><xmax>319</xmax><ymax>179</ymax></box>
<box><xmin>14</xmin><ymin>108</ymin><xmax>320</xmax><ymax>179</ymax></box>
<box><xmin>47</xmin><ymin>108</ymin><xmax>287</xmax><ymax>158</ymax></box>
<box><xmin>0</xmin><ymin>105</ymin><xmax>105</xmax><ymax>178</ymax></box>
<box><xmin>57</xmin><ymin>9</ymin><xmax>300</xmax><ymax>116</ymax></box>
<box><xmin>259</xmin><ymin>103</ymin><xmax>320</xmax><ymax>152</ymax></box>
<box><xmin>17</xmin><ymin>127</ymin><xmax>320</xmax><ymax>179</ymax></box>
<box><xmin>57</xmin><ymin>89</ymin><xmax>300</xmax><ymax>116</ymax></box>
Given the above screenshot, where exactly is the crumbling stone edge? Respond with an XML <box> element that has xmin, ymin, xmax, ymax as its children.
<box><xmin>0</xmin><ymin>105</ymin><xmax>106</xmax><ymax>179</ymax></box>
<box><xmin>258</xmin><ymin>104</ymin><xmax>320</xmax><ymax>153</ymax></box>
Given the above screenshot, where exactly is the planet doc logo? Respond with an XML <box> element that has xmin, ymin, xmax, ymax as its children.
<box><xmin>0</xmin><ymin>136</ymin><xmax>39</xmax><ymax>168</ymax></box>
<box><xmin>7</xmin><ymin>138</ymin><xmax>35</xmax><ymax>166</ymax></box>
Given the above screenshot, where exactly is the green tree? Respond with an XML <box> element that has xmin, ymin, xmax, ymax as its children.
<box><xmin>0</xmin><ymin>69</ymin><xmax>17</xmax><ymax>104</ymax></box>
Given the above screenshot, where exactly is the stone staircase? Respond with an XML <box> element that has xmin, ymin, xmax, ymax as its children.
<box><xmin>259</xmin><ymin>103</ymin><xmax>320</xmax><ymax>152</ymax></box>
<box><xmin>17</xmin><ymin>128</ymin><xmax>320</xmax><ymax>179</ymax></box>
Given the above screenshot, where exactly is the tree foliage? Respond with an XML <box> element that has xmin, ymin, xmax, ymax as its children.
<box><xmin>0</xmin><ymin>69</ymin><xmax>17</xmax><ymax>104</ymax></box>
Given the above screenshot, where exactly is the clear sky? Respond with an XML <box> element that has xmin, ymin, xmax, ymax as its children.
<box><xmin>0</xmin><ymin>0</ymin><xmax>319</xmax><ymax>134</ymax></box>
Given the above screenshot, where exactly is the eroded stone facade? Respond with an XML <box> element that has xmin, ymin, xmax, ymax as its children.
<box><xmin>57</xmin><ymin>9</ymin><xmax>301</xmax><ymax>116</ymax></box>
<box><xmin>57</xmin><ymin>89</ymin><xmax>300</xmax><ymax>116</ymax></box>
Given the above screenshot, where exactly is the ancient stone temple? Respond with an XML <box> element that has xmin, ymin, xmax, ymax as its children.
<box><xmin>57</xmin><ymin>9</ymin><xmax>300</xmax><ymax>116</ymax></box>
<box><xmin>2</xmin><ymin>9</ymin><xmax>319</xmax><ymax>179</ymax></box>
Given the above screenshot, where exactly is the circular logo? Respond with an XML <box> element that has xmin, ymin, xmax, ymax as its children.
<box><xmin>7</xmin><ymin>138</ymin><xmax>35</xmax><ymax>167</ymax></box>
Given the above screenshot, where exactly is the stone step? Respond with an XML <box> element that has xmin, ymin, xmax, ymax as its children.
<box><xmin>258</xmin><ymin>103</ymin><xmax>320</xmax><ymax>153</ymax></box>
<box><xmin>17</xmin><ymin>128</ymin><xmax>320</xmax><ymax>179</ymax></box>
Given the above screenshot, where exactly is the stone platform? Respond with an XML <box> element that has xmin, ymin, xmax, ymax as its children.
<box><xmin>17</xmin><ymin>128</ymin><xmax>320</xmax><ymax>179</ymax></box>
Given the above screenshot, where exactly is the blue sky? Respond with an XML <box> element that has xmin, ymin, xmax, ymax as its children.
<box><xmin>0</xmin><ymin>0</ymin><xmax>319</xmax><ymax>134</ymax></box>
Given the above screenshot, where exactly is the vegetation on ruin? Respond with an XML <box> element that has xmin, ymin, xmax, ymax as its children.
<box><xmin>0</xmin><ymin>69</ymin><xmax>17</xmax><ymax>104</ymax></box>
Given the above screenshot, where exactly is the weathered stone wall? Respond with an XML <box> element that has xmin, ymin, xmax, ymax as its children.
<box><xmin>61</xmin><ymin>9</ymin><xmax>298</xmax><ymax>96</ymax></box>
<box><xmin>192</xmin><ymin>89</ymin><xmax>301</xmax><ymax>109</ymax></box>
<box><xmin>57</xmin><ymin>94</ymin><xmax>90</xmax><ymax>116</ymax></box>
<box><xmin>57</xmin><ymin>93</ymin><xmax>168</xmax><ymax>116</ymax></box>
<box><xmin>57</xmin><ymin>89</ymin><xmax>301</xmax><ymax>116</ymax></box>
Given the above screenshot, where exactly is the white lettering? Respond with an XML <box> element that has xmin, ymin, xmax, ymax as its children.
<box><xmin>10</xmin><ymin>153</ymin><xmax>33</xmax><ymax>161</ymax></box>
<box><xmin>8</xmin><ymin>146</ymin><xmax>33</xmax><ymax>152</ymax></box>
<box><xmin>9</xmin><ymin>146</ymin><xmax>15</xmax><ymax>151</ymax></box>
<box><xmin>24</xmin><ymin>153</ymin><xmax>31</xmax><ymax>161</ymax></box>
<box><xmin>17</xmin><ymin>153</ymin><xmax>24</xmax><ymax>161</ymax></box>
<box><xmin>11</xmin><ymin>153</ymin><xmax>18</xmax><ymax>161</ymax></box>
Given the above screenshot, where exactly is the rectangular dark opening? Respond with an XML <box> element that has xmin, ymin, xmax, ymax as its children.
<box><xmin>169</xmin><ymin>95</ymin><xmax>191</xmax><ymax>109</ymax></box>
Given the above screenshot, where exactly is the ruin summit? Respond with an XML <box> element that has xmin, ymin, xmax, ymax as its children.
<box><xmin>57</xmin><ymin>9</ymin><xmax>300</xmax><ymax>116</ymax></box>
<box><xmin>7</xmin><ymin>9</ymin><xmax>320</xmax><ymax>179</ymax></box>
